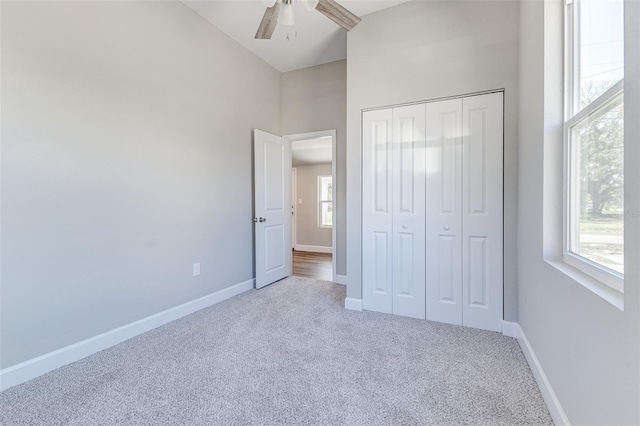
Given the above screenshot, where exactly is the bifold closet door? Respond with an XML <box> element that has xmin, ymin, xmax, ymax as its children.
<box><xmin>363</xmin><ymin>93</ymin><xmax>503</xmax><ymax>331</ymax></box>
<box><xmin>425</xmin><ymin>99</ymin><xmax>464</xmax><ymax>326</ymax></box>
<box><xmin>362</xmin><ymin>105</ymin><xmax>426</xmax><ymax>318</ymax></box>
<box><xmin>391</xmin><ymin>104</ymin><xmax>426</xmax><ymax>319</ymax></box>
<box><xmin>424</xmin><ymin>93</ymin><xmax>503</xmax><ymax>331</ymax></box>
<box><xmin>461</xmin><ymin>93</ymin><xmax>503</xmax><ymax>332</ymax></box>
<box><xmin>362</xmin><ymin>109</ymin><xmax>393</xmax><ymax>314</ymax></box>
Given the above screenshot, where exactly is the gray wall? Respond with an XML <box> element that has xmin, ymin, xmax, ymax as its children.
<box><xmin>281</xmin><ymin>60</ymin><xmax>346</xmax><ymax>276</ymax></box>
<box><xmin>294</xmin><ymin>164</ymin><xmax>332</xmax><ymax>249</ymax></box>
<box><xmin>0</xmin><ymin>1</ymin><xmax>281</xmax><ymax>368</ymax></box>
<box><xmin>517</xmin><ymin>1</ymin><xmax>640</xmax><ymax>424</ymax></box>
<box><xmin>345</xmin><ymin>1</ymin><xmax>520</xmax><ymax>321</ymax></box>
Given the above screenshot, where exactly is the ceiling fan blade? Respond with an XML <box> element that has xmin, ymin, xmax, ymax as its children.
<box><xmin>315</xmin><ymin>0</ymin><xmax>361</xmax><ymax>31</ymax></box>
<box><xmin>255</xmin><ymin>3</ymin><xmax>281</xmax><ymax>39</ymax></box>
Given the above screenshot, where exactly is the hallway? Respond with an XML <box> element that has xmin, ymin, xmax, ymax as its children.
<box><xmin>292</xmin><ymin>250</ymin><xmax>332</xmax><ymax>281</ymax></box>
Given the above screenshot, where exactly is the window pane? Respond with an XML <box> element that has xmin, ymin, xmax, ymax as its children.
<box><xmin>578</xmin><ymin>0</ymin><xmax>624</xmax><ymax>110</ymax></box>
<box><xmin>569</xmin><ymin>94</ymin><xmax>624</xmax><ymax>274</ymax></box>
<box><xmin>320</xmin><ymin>176</ymin><xmax>332</xmax><ymax>201</ymax></box>
<box><xmin>321</xmin><ymin>202</ymin><xmax>333</xmax><ymax>227</ymax></box>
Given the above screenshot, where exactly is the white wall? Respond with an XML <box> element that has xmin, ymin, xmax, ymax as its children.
<box><xmin>294</xmin><ymin>164</ymin><xmax>332</xmax><ymax>249</ymax></box>
<box><xmin>345</xmin><ymin>1</ymin><xmax>520</xmax><ymax>320</ymax></box>
<box><xmin>517</xmin><ymin>1</ymin><xmax>639</xmax><ymax>424</ymax></box>
<box><xmin>281</xmin><ymin>60</ymin><xmax>346</xmax><ymax>275</ymax></box>
<box><xmin>0</xmin><ymin>1</ymin><xmax>281</xmax><ymax>368</ymax></box>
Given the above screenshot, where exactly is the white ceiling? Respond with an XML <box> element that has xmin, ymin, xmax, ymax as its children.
<box><xmin>292</xmin><ymin>137</ymin><xmax>332</xmax><ymax>166</ymax></box>
<box><xmin>182</xmin><ymin>0</ymin><xmax>412</xmax><ymax>72</ymax></box>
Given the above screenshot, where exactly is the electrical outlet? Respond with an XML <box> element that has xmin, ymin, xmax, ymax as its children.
<box><xmin>193</xmin><ymin>262</ymin><xmax>201</xmax><ymax>277</ymax></box>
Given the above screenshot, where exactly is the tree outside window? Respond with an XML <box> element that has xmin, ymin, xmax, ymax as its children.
<box><xmin>565</xmin><ymin>0</ymin><xmax>624</xmax><ymax>288</ymax></box>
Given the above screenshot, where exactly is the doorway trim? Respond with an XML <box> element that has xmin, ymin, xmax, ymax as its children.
<box><xmin>285</xmin><ymin>129</ymin><xmax>338</xmax><ymax>284</ymax></box>
<box><xmin>291</xmin><ymin>167</ymin><xmax>297</xmax><ymax>250</ymax></box>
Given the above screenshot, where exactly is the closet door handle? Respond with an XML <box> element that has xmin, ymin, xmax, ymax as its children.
<box><xmin>402</xmin><ymin>224</ymin><xmax>408</xmax><ymax>229</ymax></box>
<box><xmin>443</xmin><ymin>225</ymin><xmax>450</xmax><ymax>231</ymax></box>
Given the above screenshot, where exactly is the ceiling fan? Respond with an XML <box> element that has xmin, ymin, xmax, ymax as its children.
<box><xmin>255</xmin><ymin>0</ymin><xmax>362</xmax><ymax>40</ymax></box>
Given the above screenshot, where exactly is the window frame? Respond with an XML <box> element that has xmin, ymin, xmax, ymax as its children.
<box><xmin>563</xmin><ymin>0</ymin><xmax>624</xmax><ymax>293</ymax></box>
<box><xmin>318</xmin><ymin>175</ymin><xmax>333</xmax><ymax>228</ymax></box>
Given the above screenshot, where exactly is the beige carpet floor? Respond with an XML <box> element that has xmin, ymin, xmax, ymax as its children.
<box><xmin>0</xmin><ymin>276</ymin><xmax>552</xmax><ymax>425</ymax></box>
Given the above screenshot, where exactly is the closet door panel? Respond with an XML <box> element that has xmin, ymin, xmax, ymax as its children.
<box><xmin>425</xmin><ymin>99</ymin><xmax>463</xmax><ymax>325</ymax></box>
<box><xmin>392</xmin><ymin>104</ymin><xmax>426</xmax><ymax>319</ymax></box>
<box><xmin>462</xmin><ymin>93</ymin><xmax>504</xmax><ymax>332</ymax></box>
<box><xmin>362</xmin><ymin>109</ymin><xmax>393</xmax><ymax>314</ymax></box>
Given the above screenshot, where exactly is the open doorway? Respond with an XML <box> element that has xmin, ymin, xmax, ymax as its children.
<box><xmin>287</xmin><ymin>130</ymin><xmax>336</xmax><ymax>282</ymax></box>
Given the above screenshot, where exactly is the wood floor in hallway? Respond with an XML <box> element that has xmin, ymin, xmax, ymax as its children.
<box><xmin>292</xmin><ymin>250</ymin><xmax>332</xmax><ymax>281</ymax></box>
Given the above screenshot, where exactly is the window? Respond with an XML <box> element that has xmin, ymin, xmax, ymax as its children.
<box><xmin>565</xmin><ymin>0</ymin><xmax>624</xmax><ymax>291</ymax></box>
<box><xmin>318</xmin><ymin>175</ymin><xmax>333</xmax><ymax>228</ymax></box>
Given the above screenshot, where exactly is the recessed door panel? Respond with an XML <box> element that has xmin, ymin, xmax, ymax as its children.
<box><xmin>468</xmin><ymin>236</ymin><xmax>487</xmax><ymax>306</ymax></box>
<box><xmin>264</xmin><ymin>142</ymin><xmax>286</xmax><ymax>212</ymax></box>
<box><xmin>374</xmin><ymin>121</ymin><xmax>390</xmax><ymax>213</ymax></box>
<box><xmin>468</xmin><ymin>110</ymin><xmax>488</xmax><ymax>215</ymax></box>
<box><xmin>440</xmin><ymin>113</ymin><xmax>458</xmax><ymax>215</ymax></box>
<box><xmin>264</xmin><ymin>224</ymin><xmax>286</xmax><ymax>272</ymax></box>
<box><xmin>398</xmin><ymin>117</ymin><xmax>415</xmax><ymax>213</ymax></box>
<box><xmin>437</xmin><ymin>235</ymin><xmax>456</xmax><ymax>303</ymax></box>
<box><xmin>398</xmin><ymin>233</ymin><xmax>414</xmax><ymax>296</ymax></box>
<box><xmin>373</xmin><ymin>231</ymin><xmax>390</xmax><ymax>294</ymax></box>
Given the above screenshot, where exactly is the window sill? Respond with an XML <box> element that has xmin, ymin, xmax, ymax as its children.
<box><xmin>545</xmin><ymin>259</ymin><xmax>624</xmax><ymax>311</ymax></box>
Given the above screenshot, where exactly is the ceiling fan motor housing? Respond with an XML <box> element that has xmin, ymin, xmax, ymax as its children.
<box><xmin>255</xmin><ymin>0</ymin><xmax>360</xmax><ymax>40</ymax></box>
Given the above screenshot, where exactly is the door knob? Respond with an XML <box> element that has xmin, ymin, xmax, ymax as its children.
<box><xmin>259</xmin><ymin>217</ymin><xmax>266</xmax><ymax>223</ymax></box>
<box><xmin>402</xmin><ymin>224</ymin><xmax>408</xmax><ymax>229</ymax></box>
<box><xmin>443</xmin><ymin>225</ymin><xmax>450</xmax><ymax>231</ymax></box>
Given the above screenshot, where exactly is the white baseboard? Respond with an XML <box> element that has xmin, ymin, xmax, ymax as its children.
<box><xmin>514</xmin><ymin>323</ymin><xmax>571</xmax><ymax>426</ymax></box>
<box><xmin>333</xmin><ymin>274</ymin><xmax>347</xmax><ymax>285</ymax></box>
<box><xmin>0</xmin><ymin>278</ymin><xmax>254</xmax><ymax>392</ymax></box>
<box><xmin>344</xmin><ymin>297</ymin><xmax>363</xmax><ymax>311</ymax></box>
<box><xmin>502</xmin><ymin>320</ymin><xmax>520</xmax><ymax>338</ymax></box>
<box><xmin>295</xmin><ymin>244</ymin><xmax>332</xmax><ymax>254</ymax></box>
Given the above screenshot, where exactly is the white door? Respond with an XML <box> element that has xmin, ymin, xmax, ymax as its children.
<box><xmin>461</xmin><ymin>93</ymin><xmax>503</xmax><ymax>332</ymax></box>
<box><xmin>362</xmin><ymin>105</ymin><xmax>426</xmax><ymax>319</ymax></box>
<box><xmin>362</xmin><ymin>109</ymin><xmax>394</xmax><ymax>314</ymax></box>
<box><xmin>392</xmin><ymin>104</ymin><xmax>426</xmax><ymax>319</ymax></box>
<box><xmin>254</xmin><ymin>129</ymin><xmax>292</xmax><ymax>289</ymax></box>
<box><xmin>425</xmin><ymin>99</ymin><xmax>464</xmax><ymax>325</ymax></box>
